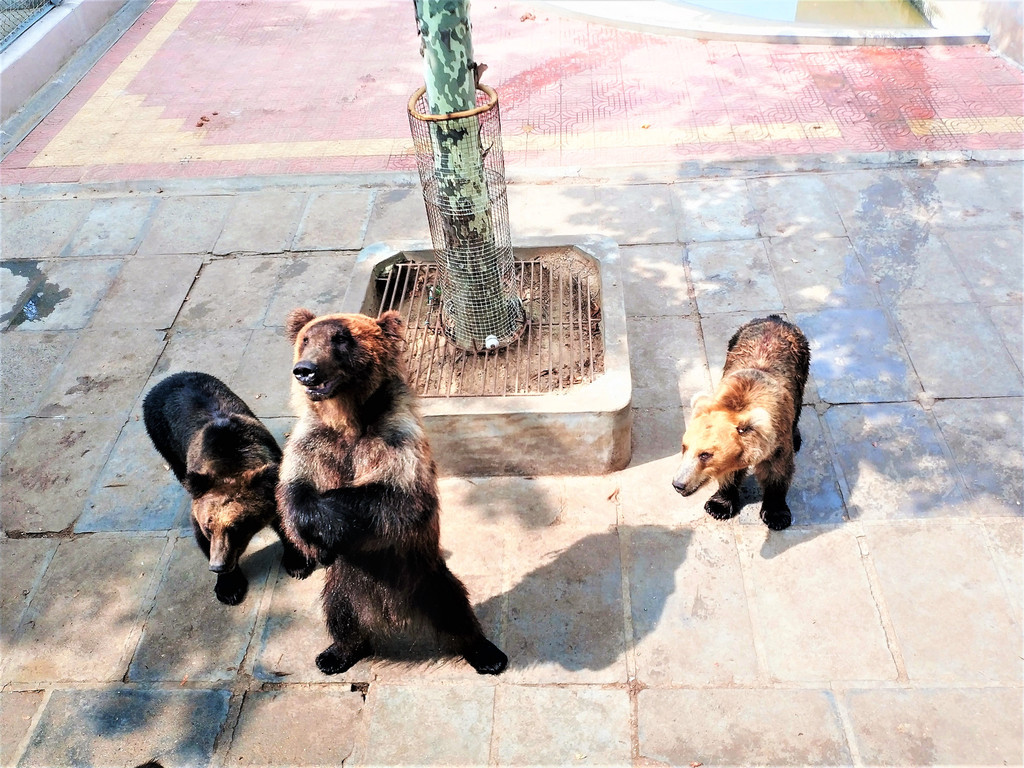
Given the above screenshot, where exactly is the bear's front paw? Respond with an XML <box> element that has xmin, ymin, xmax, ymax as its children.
<box><xmin>214</xmin><ymin>570</ymin><xmax>248</xmax><ymax>606</ymax></box>
<box><xmin>760</xmin><ymin>504</ymin><xmax>792</xmax><ymax>531</ymax></box>
<box><xmin>463</xmin><ymin>638</ymin><xmax>508</xmax><ymax>676</ymax></box>
<box><xmin>705</xmin><ymin>494</ymin><xmax>738</xmax><ymax>520</ymax></box>
<box><xmin>282</xmin><ymin>550</ymin><xmax>316</xmax><ymax>580</ymax></box>
<box><xmin>315</xmin><ymin>641</ymin><xmax>371</xmax><ymax>675</ymax></box>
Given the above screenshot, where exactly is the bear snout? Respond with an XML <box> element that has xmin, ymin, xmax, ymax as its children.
<box><xmin>208</xmin><ymin>535</ymin><xmax>238</xmax><ymax>573</ymax></box>
<box><xmin>292</xmin><ymin>361</ymin><xmax>321</xmax><ymax>386</ymax></box>
<box><xmin>672</xmin><ymin>459</ymin><xmax>706</xmax><ymax>497</ymax></box>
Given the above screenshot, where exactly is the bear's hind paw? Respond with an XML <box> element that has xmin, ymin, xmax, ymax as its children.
<box><xmin>316</xmin><ymin>641</ymin><xmax>371</xmax><ymax>675</ymax></box>
<box><xmin>464</xmin><ymin>638</ymin><xmax>508</xmax><ymax>676</ymax></box>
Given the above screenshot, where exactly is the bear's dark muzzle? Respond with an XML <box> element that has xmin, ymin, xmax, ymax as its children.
<box><xmin>292</xmin><ymin>361</ymin><xmax>320</xmax><ymax>386</ymax></box>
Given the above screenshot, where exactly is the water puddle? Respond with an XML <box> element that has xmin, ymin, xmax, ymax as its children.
<box><xmin>1</xmin><ymin>262</ymin><xmax>71</xmax><ymax>328</ymax></box>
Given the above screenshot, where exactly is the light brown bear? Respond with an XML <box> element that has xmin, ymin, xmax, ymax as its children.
<box><xmin>672</xmin><ymin>315</ymin><xmax>810</xmax><ymax>530</ymax></box>
<box><xmin>277</xmin><ymin>308</ymin><xmax>508</xmax><ymax>676</ymax></box>
<box><xmin>143</xmin><ymin>371</ymin><xmax>314</xmax><ymax>605</ymax></box>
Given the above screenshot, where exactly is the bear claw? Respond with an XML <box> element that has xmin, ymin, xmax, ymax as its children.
<box><xmin>282</xmin><ymin>552</ymin><xmax>316</xmax><ymax>580</ymax></box>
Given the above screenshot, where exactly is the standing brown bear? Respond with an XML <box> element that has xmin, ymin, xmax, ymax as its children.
<box><xmin>672</xmin><ymin>315</ymin><xmax>810</xmax><ymax>530</ymax></box>
<box><xmin>277</xmin><ymin>308</ymin><xmax>508</xmax><ymax>676</ymax></box>
<box><xmin>143</xmin><ymin>371</ymin><xmax>314</xmax><ymax>605</ymax></box>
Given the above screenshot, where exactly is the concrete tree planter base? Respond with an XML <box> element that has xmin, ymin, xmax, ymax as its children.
<box><xmin>341</xmin><ymin>235</ymin><xmax>632</xmax><ymax>476</ymax></box>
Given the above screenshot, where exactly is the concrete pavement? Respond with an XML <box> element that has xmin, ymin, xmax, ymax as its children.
<box><xmin>3</xmin><ymin>161</ymin><xmax>1022</xmax><ymax>767</ymax></box>
<box><xmin>2</xmin><ymin>0</ymin><xmax>1023</xmax><ymax>766</ymax></box>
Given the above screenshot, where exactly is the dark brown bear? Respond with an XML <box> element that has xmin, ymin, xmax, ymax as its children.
<box><xmin>277</xmin><ymin>309</ymin><xmax>507</xmax><ymax>676</ymax></box>
<box><xmin>143</xmin><ymin>371</ymin><xmax>314</xmax><ymax>605</ymax></box>
<box><xmin>672</xmin><ymin>315</ymin><xmax>810</xmax><ymax>530</ymax></box>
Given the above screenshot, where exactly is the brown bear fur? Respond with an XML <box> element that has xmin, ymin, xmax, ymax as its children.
<box><xmin>277</xmin><ymin>308</ymin><xmax>507</xmax><ymax>675</ymax></box>
<box><xmin>672</xmin><ymin>315</ymin><xmax>810</xmax><ymax>530</ymax></box>
<box><xmin>143</xmin><ymin>371</ymin><xmax>314</xmax><ymax>605</ymax></box>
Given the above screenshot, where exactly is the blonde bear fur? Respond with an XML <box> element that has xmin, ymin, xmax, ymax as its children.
<box><xmin>673</xmin><ymin>315</ymin><xmax>810</xmax><ymax>530</ymax></box>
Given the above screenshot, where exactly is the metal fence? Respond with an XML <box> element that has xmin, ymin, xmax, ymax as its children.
<box><xmin>1</xmin><ymin>0</ymin><xmax>58</xmax><ymax>51</ymax></box>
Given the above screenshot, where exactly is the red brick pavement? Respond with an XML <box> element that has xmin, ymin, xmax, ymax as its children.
<box><xmin>2</xmin><ymin>0</ymin><xmax>1021</xmax><ymax>183</ymax></box>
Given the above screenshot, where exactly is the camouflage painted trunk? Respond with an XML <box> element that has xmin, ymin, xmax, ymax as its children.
<box><xmin>414</xmin><ymin>0</ymin><xmax>520</xmax><ymax>350</ymax></box>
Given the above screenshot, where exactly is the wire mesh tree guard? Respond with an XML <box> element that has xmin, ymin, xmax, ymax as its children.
<box><xmin>408</xmin><ymin>84</ymin><xmax>525</xmax><ymax>352</ymax></box>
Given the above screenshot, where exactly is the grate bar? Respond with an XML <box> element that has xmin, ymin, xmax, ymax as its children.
<box><xmin>381</xmin><ymin>256</ymin><xmax>603</xmax><ymax>397</ymax></box>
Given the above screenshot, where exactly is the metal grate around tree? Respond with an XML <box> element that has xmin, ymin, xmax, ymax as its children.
<box><xmin>374</xmin><ymin>249</ymin><xmax>604</xmax><ymax>397</ymax></box>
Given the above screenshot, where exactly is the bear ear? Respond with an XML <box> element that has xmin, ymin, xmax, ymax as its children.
<box><xmin>243</xmin><ymin>463</ymin><xmax>280</xmax><ymax>489</ymax></box>
<box><xmin>736</xmin><ymin>407</ymin><xmax>775</xmax><ymax>465</ymax></box>
<box><xmin>377</xmin><ymin>310</ymin><xmax>405</xmax><ymax>342</ymax></box>
<box><xmin>286</xmin><ymin>308</ymin><xmax>317</xmax><ymax>343</ymax></box>
<box><xmin>184</xmin><ymin>471</ymin><xmax>214</xmax><ymax>497</ymax></box>
<box><xmin>690</xmin><ymin>392</ymin><xmax>713</xmax><ymax>415</ymax></box>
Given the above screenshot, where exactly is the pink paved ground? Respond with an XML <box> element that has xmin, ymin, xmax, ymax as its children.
<box><xmin>3</xmin><ymin>0</ymin><xmax>1022</xmax><ymax>183</ymax></box>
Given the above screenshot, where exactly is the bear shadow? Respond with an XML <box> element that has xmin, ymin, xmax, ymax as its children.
<box><xmin>332</xmin><ymin>525</ymin><xmax>687</xmax><ymax>677</ymax></box>
<box><xmin>475</xmin><ymin>525</ymin><xmax>686</xmax><ymax>675</ymax></box>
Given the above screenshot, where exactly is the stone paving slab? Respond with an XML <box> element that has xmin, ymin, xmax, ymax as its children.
<box><xmin>895</xmin><ymin>302</ymin><xmax>1024</xmax><ymax>398</ymax></box>
<box><xmin>493</xmin><ymin>685</ymin><xmax>632</xmax><ymax>766</ymax></box>
<box><xmin>1</xmin><ymin>417</ymin><xmax>124</xmax><ymax>533</ymax></box>
<box><xmin>213</xmin><ymin>190</ymin><xmax>307</xmax><ymax>255</ymax></box>
<box><xmin>939</xmin><ymin>227</ymin><xmax>1024</xmax><ymax>305</ymax></box>
<box><xmin>864</xmin><ymin>521</ymin><xmax>1022</xmax><ymax>685</ymax></box>
<box><xmin>87</xmin><ymin>254</ymin><xmax>203</xmax><ymax>330</ymax></box>
<box><xmin>2</xmin><ymin>258</ymin><xmax>121</xmax><ymax>331</ymax></box>
<box><xmin>687</xmin><ymin>239</ymin><xmax>786</xmax><ymax>315</ymax></box>
<box><xmin>17</xmin><ymin>687</ymin><xmax>230</xmax><ymax>768</ymax></box>
<box><xmin>2</xmin><ymin>534</ymin><xmax>166</xmax><ymax>683</ymax></box>
<box><xmin>37</xmin><ymin>328</ymin><xmax>166</xmax><ymax>419</ymax></box>
<box><xmin>619</xmin><ymin>244</ymin><xmax>692</xmax><ymax>318</ymax></box>
<box><xmin>825</xmin><ymin>403</ymin><xmax>966</xmax><ymax>520</ymax></box>
<box><xmin>852</xmin><ymin>227</ymin><xmax>975</xmax><ymax>308</ymax></box>
<box><xmin>736</xmin><ymin>526</ymin><xmax>898</xmax><ymax>683</ymax></box>
<box><xmin>136</xmin><ymin>194</ymin><xmax>233</xmax><ymax>256</ymax></box>
<box><xmin>152</xmin><ymin>328</ymin><xmax>253</xmax><ymax>382</ymax></box>
<box><xmin>985</xmin><ymin>519</ymin><xmax>1024</xmax><ymax>626</ymax></box>
<box><xmin>77</xmin><ymin>417</ymin><xmax>188</xmax><ymax>533</ymax></box>
<box><xmin>672</xmin><ymin>177</ymin><xmax>759</xmax><ymax>242</ymax></box>
<box><xmin>630</xmin><ymin>523</ymin><xmax>759</xmax><ymax>687</ymax></box>
<box><xmin>0</xmin><ymin>690</ymin><xmax>44</xmax><ymax>767</ymax></box>
<box><xmin>173</xmin><ymin>257</ymin><xmax>284</xmax><ymax>331</ymax></box>
<box><xmin>292</xmin><ymin>189</ymin><xmax>373</xmax><ymax>252</ymax></box>
<box><xmin>64</xmin><ymin>197</ymin><xmax>155</xmax><ymax>257</ymax></box>
<box><xmin>262</xmin><ymin>252</ymin><xmax>358</xmax><ymax>327</ymax></box>
<box><xmin>637</xmin><ymin>688</ymin><xmax>851</xmax><ymax>766</ymax></box>
<box><xmin>843</xmin><ymin>687</ymin><xmax>1023</xmax><ymax>766</ymax></box>
<box><xmin>0</xmin><ymin>538</ymin><xmax>56</xmax><ymax>652</ymax></box>
<box><xmin>225</xmin><ymin>687</ymin><xmax>365</xmax><ymax>767</ymax></box>
<box><xmin>797</xmin><ymin>307</ymin><xmax>922</xmax><ymax>403</ymax></box>
<box><xmin>360</xmin><ymin>683</ymin><xmax>495</xmax><ymax>766</ymax></box>
<box><xmin>931</xmin><ymin>397</ymin><xmax>1024</xmax><ymax>516</ymax></box>
<box><xmin>0</xmin><ymin>330</ymin><xmax>75</xmax><ymax>417</ymax></box>
<box><xmin>748</xmin><ymin>175</ymin><xmax>847</xmax><ymax>239</ymax></box>
<box><xmin>128</xmin><ymin>532</ymin><xmax>276</xmax><ymax>683</ymax></box>
<box><xmin>627</xmin><ymin>315</ymin><xmax>708</xmax><ymax>410</ymax></box>
<box><xmin>766</xmin><ymin>236</ymin><xmax>878</xmax><ymax>311</ymax></box>
<box><xmin>501</xmin><ymin>523</ymin><xmax>628</xmax><ymax>684</ymax></box>
<box><xmin>0</xmin><ymin>198</ymin><xmax>92</xmax><ymax>259</ymax></box>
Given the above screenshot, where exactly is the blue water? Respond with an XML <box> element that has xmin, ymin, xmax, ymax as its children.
<box><xmin>667</xmin><ymin>0</ymin><xmax>930</xmax><ymax>28</ymax></box>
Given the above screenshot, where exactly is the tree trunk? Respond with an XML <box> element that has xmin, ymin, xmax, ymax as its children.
<box><xmin>414</xmin><ymin>0</ymin><xmax>516</xmax><ymax>350</ymax></box>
